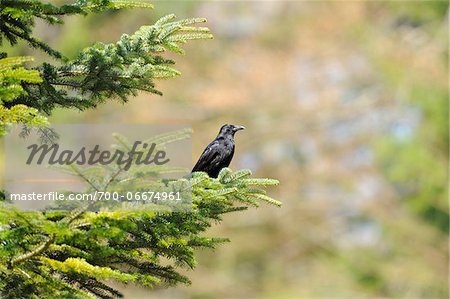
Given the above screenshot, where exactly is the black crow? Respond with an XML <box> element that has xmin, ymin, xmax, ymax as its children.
<box><xmin>192</xmin><ymin>124</ymin><xmax>245</xmax><ymax>178</ymax></box>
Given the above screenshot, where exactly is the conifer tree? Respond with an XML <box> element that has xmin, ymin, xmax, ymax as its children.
<box><xmin>0</xmin><ymin>1</ymin><xmax>281</xmax><ymax>298</ymax></box>
<box><xmin>0</xmin><ymin>0</ymin><xmax>211</xmax><ymax>132</ymax></box>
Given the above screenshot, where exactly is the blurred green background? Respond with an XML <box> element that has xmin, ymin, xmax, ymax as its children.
<box><xmin>6</xmin><ymin>1</ymin><xmax>449</xmax><ymax>298</ymax></box>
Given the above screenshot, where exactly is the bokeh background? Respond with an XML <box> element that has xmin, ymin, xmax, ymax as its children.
<box><xmin>7</xmin><ymin>1</ymin><xmax>449</xmax><ymax>298</ymax></box>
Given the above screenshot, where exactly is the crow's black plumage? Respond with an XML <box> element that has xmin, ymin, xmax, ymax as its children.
<box><xmin>192</xmin><ymin>124</ymin><xmax>245</xmax><ymax>178</ymax></box>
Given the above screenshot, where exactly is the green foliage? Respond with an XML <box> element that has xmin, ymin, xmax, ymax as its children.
<box><xmin>0</xmin><ymin>130</ymin><xmax>280</xmax><ymax>298</ymax></box>
<box><xmin>17</xmin><ymin>14</ymin><xmax>212</xmax><ymax>114</ymax></box>
<box><xmin>0</xmin><ymin>0</ymin><xmax>154</xmax><ymax>59</ymax></box>
<box><xmin>0</xmin><ymin>0</ymin><xmax>212</xmax><ymax>127</ymax></box>
<box><xmin>0</xmin><ymin>56</ymin><xmax>48</xmax><ymax>136</ymax></box>
<box><xmin>0</xmin><ymin>56</ymin><xmax>42</xmax><ymax>101</ymax></box>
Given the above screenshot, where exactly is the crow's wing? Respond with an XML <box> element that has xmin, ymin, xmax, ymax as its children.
<box><xmin>192</xmin><ymin>140</ymin><xmax>224</xmax><ymax>173</ymax></box>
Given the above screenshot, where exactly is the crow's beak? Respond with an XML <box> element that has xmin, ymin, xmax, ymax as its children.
<box><xmin>234</xmin><ymin>125</ymin><xmax>245</xmax><ymax>132</ymax></box>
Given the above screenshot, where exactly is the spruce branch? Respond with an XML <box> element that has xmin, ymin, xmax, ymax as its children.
<box><xmin>0</xmin><ymin>139</ymin><xmax>280</xmax><ymax>298</ymax></box>
<box><xmin>8</xmin><ymin>234</ymin><xmax>55</xmax><ymax>268</ymax></box>
<box><xmin>0</xmin><ymin>0</ymin><xmax>154</xmax><ymax>59</ymax></box>
<box><xmin>8</xmin><ymin>14</ymin><xmax>212</xmax><ymax>114</ymax></box>
<box><xmin>0</xmin><ymin>56</ymin><xmax>48</xmax><ymax>135</ymax></box>
<box><xmin>1</xmin><ymin>2</ymin><xmax>211</xmax><ymax>119</ymax></box>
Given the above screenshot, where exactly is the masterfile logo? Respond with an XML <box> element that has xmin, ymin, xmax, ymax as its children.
<box><xmin>26</xmin><ymin>141</ymin><xmax>170</xmax><ymax>170</ymax></box>
<box><xmin>4</xmin><ymin>124</ymin><xmax>192</xmax><ymax>212</ymax></box>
